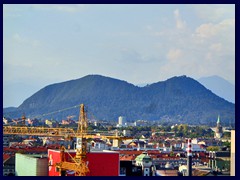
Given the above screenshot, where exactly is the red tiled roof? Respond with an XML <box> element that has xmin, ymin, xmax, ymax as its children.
<box><xmin>3</xmin><ymin>154</ymin><xmax>11</xmax><ymax>162</ymax></box>
<box><xmin>147</xmin><ymin>150</ymin><xmax>160</xmax><ymax>154</ymax></box>
<box><xmin>156</xmin><ymin>170</ymin><xmax>178</xmax><ymax>176</ymax></box>
<box><xmin>198</xmin><ymin>152</ymin><xmax>206</xmax><ymax>157</ymax></box>
<box><xmin>119</xmin><ymin>154</ymin><xmax>136</xmax><ymax>161</ymax></box>
<box><xmin>3</xmin><ymin>145</ymin><xmax>60</xmax><ymax>153</ymax></box>
<box><xmin>118</xmin><ymin>150</ymin><xmax>143</xmax><ymax>155</ymax></box>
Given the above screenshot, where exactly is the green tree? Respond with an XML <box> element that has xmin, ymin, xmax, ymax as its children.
<box><xmin>170</xmin><ymin>151</ymin><xmax>175</xmax><ymax>157</ymax></box>
<box><xmin>178</xmin><ymin>124</ymin><xmax>184</xmax><ymax>132</ymax></box>
<box><xmin>223</xmin><ymin>132</ymin><xmax>231</xmax><ymax>139</ymax></box>
<box><xmin>87</xmin><ymin>126</ymin><xmax>94</xmax><ymax>131</ymax></box>
<box><xmin>164</xmin><ymin>126</ymin><xmax>171</xmax><ymax>132</ymax></box>
<box><xmin>172</xmin><ymin>126</ymin><xmax>178</xmax><ymax>133</ymax></box>
<box><xmin>183</xmin><ymin>124</ymin><xmax>188</xmax><ymax>136</ymax></box>
<box><xmin>206</xmin><ymin>146</ymin><xmax>220</xmax><ymax>151</ymax></box>
<box><xmin>222</xmin><ymin>141</ymin><xmax>231</xmax><ymax>147</ymax></box>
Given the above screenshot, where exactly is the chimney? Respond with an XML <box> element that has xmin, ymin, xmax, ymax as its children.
<box><xmin>187</xmin><ymin>138</ymin><xmax>192</xmax><ymax>176</ymax></box>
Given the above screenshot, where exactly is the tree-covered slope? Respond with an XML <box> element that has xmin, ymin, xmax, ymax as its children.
<box><xmin>3</xmin><ymin>75</ymin><xmax>235</xmax><ymax>126</ymax></box>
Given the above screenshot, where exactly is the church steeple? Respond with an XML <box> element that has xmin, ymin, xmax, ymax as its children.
<box><xmin>217</xmin><ymin>115</ymin><xmax>220</xmax><ymax>124</ymax></box>
<box><xmin>215</xmin><ymin>115</ymin><xmax>223</xmax><ymax>139</ymax></box>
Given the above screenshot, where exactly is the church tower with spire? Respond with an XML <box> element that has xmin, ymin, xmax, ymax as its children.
<box><xmin>215</xmin><ymin>115</ymin><xmax>223</xmax><ymax>139</ymax></box>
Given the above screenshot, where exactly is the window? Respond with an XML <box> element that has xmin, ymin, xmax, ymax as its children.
<box><xmin>120</xmin><ymin>167</ymin><xmax>126</xmax><ymax>175</ymax></box>
<box><xmin>132</xmin><ymin>167</ymin><xmax>137</xmax><ymax>172</ymax></box>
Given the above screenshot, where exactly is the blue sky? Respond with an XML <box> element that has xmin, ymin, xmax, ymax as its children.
<box><xmin>3</xmin><ymin>4</ymin><xmax>235</xmax><ymax>107</ymax></box>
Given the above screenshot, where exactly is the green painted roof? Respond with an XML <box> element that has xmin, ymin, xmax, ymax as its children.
<box><xmin>135</xmin><ymin>153</ymin><xmax>151</xmax><ymax>161</ymax></box>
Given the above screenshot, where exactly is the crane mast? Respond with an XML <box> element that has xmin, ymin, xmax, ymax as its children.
<box><xmin>56</xmin><ymin>104</ymin><xmax>89</xmax><ymax>176</ymax></box>
<box><xmin>21</xmin><ymin>113</ymin><xmax>26</xmax><ymax>125</ymax></box>
<box><xmin>76</xmin><ymin>104</ymin><xmax>88</xmax><ymax>160</ymax></box>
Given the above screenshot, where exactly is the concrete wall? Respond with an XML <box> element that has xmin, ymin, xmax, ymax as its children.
<box><xmin>15</xmin><ymin>153</ymin><xmax>48</xmax><ymax>176</ymax></box>
<box><xmin>230</xmin><ymin>130</ymin><xmax>235</xmax><ymax>176</ymax></box>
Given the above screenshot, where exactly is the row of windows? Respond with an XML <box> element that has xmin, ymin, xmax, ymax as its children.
<box><xmin>3</xmin><ymin>173</ymin><xmax>15</xmax><ymax>176</ymax></box>
<box><xmin>3</xmin><ymin>169</ymin><xmax>14</xmax><ymax>172</ymax></box>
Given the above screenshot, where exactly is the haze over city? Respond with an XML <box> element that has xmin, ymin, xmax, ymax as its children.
<box><xmin>3</xmin><ymin>4</ymin><xmax>235</xmax><ymax>107</ymax></box>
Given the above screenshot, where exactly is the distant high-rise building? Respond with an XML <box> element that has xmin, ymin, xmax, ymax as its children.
<box><xmin>118</xmin><ymin>116</ymin><xmax>126</xmax><ymax>126</ymax></box>
<box><xmin>215</xmin><ymin>116</ymin><xmax>223</xmax><ymax>139</ymax></box>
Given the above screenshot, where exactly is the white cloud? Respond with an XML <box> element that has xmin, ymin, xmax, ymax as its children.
<box><xmin>166</xmin><ymin>49</ymin><xmax>183</xmax><ymax>60</ymax></box>
<box><xmin>192</xmin><ymin>18</ymin><xmax>235</xmax><ymax>63</ymax></box>
<box><xmin>194</xmin><ymin>18</ymin><xmax>235</xmax><ymax>39</ymax></box>
<box><xmin>195</xmin><ymin>23</ymin><xmax>216</xmax><ymax>38</ymax></box>
<box><xmin>160</xmin><ymin>49</ymin><xmax>199</xmax><ymax>79</ymax></box>
<box><xmin>174</xmin><ymin>9</ymin><xmax>186</xmax><ymax>29</ymax></box>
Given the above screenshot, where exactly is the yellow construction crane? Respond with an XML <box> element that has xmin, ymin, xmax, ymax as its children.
<box><xmin>3</xmin><ymin>104</ymin><xmax>132</xmax><ymax>176</ymax></box>
<box><xmin>21</xmin><ymin>113</ymin><xmax>26</xmax><ymax>125</ymax></box>
<box><xmin>56</xmin><ymin>104</ymin><xmax>89</xmax><ymax>176</ymax></box>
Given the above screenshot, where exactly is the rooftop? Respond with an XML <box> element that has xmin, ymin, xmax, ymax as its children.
<box><xmin>135</xmin><ymin>153</ymin><xmax>151</xmax><ymax>161</ymax></box>
<box><xmin>156</xmin><ymin>170</ymin><xmax>178</xmax><ymax>176</ymax></box>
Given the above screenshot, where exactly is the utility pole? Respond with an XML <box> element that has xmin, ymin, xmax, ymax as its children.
<box><xmin>187</xmin><ymin>138</ymin><xmax>192</xmax><ymax>176</ymax></box>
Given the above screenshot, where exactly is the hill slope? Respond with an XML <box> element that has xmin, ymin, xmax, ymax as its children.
<box><xmin>3</xmin><ymin>75</ymin><xmax>235</xmax><ymax>126</ymax></box>
<box><xmin>198</xmin><ymin>75</ymin><xmax>235</xmax><ymax>103</ymax></box>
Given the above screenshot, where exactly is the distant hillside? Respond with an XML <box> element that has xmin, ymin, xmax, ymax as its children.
<box><xmin>3</xmin><ymin>107</ymin><xmax>17</xmax><ymax>114</ymax></box>
<box><xmin>198</xmin><ymin>75</ymin><xmax>235</xmax><ymax>103</ymax></box>
<box><xmin>3</xmin><ymin>75</ymin><xmax>235</xmax><ymax>126</ymax></box>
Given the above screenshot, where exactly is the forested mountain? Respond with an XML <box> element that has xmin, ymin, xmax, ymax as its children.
<box><xmin>3</xmin><ymin>75</ymin><xmax>235</xmax><ymax>126</ymax></box>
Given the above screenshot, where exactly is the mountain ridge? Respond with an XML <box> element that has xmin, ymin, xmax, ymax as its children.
<box><xmin>3</xmin><ymin>75</ymin><xmax>235</xmax><ymax>126</ymax></box>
